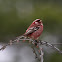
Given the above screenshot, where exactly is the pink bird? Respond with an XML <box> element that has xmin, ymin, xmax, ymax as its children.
<box><xmin>23</xmin><ymin>19</ymin><xmax>43</xmax><ymax>40</ymax></box>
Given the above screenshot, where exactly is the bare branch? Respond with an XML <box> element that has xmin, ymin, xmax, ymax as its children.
<box><xmin>40</xmin><ymin>48</ymin><xmax>43</xmax><ymax>62</ymax></box>
<box><xmin>0</xmin><ymin>36</ymin><xmax>62</xmax><ymax>53</ymax></box>
<box><xmin>50</xmin><ymin>43</ymin><xmax>62</xmax><ymax>45</ymax></box>
<box><xmin>0</xmin><ymin>36</ymin><xmax>62</xmax><ymax>62</ymax></box>
<box><xmin>38</xmin><ymin>40</ymin><xmax>62</xmax><ymax>54</ymax></box>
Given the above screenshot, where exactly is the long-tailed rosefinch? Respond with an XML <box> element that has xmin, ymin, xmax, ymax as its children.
<box><xmin>23</xmin><ymin>19</ymin><xmax>43</xmax><ymax>40</ymax></box>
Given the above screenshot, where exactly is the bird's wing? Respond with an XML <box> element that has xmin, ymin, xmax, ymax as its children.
<box><xmin>24</xmin><ymin>27</ymin><xmax>40</xmax><ymax>36</ymax></box>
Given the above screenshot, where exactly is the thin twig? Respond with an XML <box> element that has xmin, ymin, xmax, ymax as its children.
<box><xmin>51</xmin><ymin>43</ymin><xmax>62</xmax><ymax>45</ymax></box>
<box><xmin>0</xmin><ymin>36</ymin><xmax>62</xmax><ymax>62</ymax></box>
<box><xmin>0</xmin><ymin>36</ymin><xmax>25</xmax><ymax>51</ymax></box>
<box><xmin>38</xmin><ymin>40</ymin><xmax>62</xmax><ymax>54</ymax></box>
<box><xmin>40</xmin><ymin>47</ymin><xmax>43</xmax><ymax>62</ymax></box>
<box><xmin>0</xmin><ymin>37</ymin><xmax>62</xmax><ymax>54</ymax></box>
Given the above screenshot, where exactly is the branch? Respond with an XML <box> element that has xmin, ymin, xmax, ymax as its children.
<box><xmin>50</xmin><ymin>43</ymin><xmax>62</xmax><ymax>45</ymax></box>
<box><xmin>40</xmin><ymin>48</ymin><xmax>43</xmax><ymax>62</ymax></box>
<box><xmin>0</xmin><ymin>36</ymin><xmax>62</xmax><ymax>62</ymax></box>
<box><xmin>0</xmin><ymin>36</ymin><xmax>25</xmax><ymax>50</ymax></box>
<box><xmin>0</xmin><ymin>36</ymin><xmax>62</xmax><ymax>53</ymax></box>
<box><xmin>38</xmin><ymin>40</ymin><xmax>62</xmax><ymax>54</ymax></box>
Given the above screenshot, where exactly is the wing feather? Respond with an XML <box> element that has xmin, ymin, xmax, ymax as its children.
<box><xmin>24</xmin><ymin>27</ymin><xmax>39</xmax><ymax>36</ymax></box>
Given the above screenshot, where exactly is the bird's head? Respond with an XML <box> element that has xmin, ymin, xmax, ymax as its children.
<box><xmin>33</xmin><ymin>19</ymin><xmax>43</xmax><ymax>26</ymax></box>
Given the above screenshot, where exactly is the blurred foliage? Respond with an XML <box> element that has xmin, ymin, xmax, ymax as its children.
<box><xmin>0</xmin><ymin>0</ymin><xmax>62</xmax><ymax>62</ymax></box>
<box><xmin>49</xmin><ymin>53</ymin><xmax>62</xmax><ymax>62</ymax></box>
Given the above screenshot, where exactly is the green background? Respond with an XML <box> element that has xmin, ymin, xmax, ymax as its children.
<box><xmin>0</xmin><ymin>0</ymin><xmax>62</xmax><ymax>62</ymax></box>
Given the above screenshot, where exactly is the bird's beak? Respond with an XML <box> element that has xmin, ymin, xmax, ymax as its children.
<box><xmin>40</xmin><ymin>20</ymin><xmax>42</xmax><ymax>22</ymax></box>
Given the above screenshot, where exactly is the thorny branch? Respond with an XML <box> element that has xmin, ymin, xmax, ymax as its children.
<box><xmin>0</xmin><ymin>36</ymin><xmax>62</xmax><ymax>62</ymax></box>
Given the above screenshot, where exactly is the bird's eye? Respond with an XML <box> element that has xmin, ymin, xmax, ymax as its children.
<box><xmin>36</xmin><ymin>20</ymin><xmax>40</xmax><ymax>22</ymax></box>
<box><xmin>37</xmin><ymin>20</ymin><xmax>40</xmax><ymax>21</ymax></box>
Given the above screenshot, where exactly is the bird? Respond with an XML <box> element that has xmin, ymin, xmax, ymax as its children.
<box><xmin>23</xmin><ymin>19</ymin><xmax>43</xmax><ymax>40</ymax></box>
<box><xmin>23</xmin><ymin>19</ymin><xmax>43</xmax><ymax>59</ymax></box>
<box><xmin>9</xmin><ymin>19</ymin><xmax>43</xmax><ymax>44</ymax></box>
